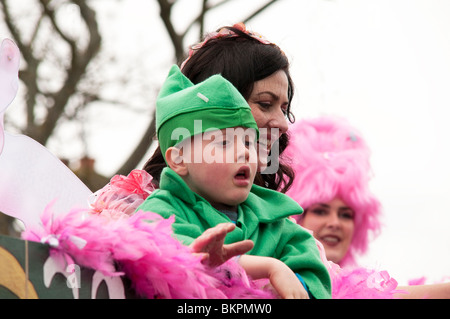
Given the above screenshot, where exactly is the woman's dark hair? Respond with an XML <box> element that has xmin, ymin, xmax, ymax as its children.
<box><xmin>143</xmin><ymin>26</ymin><xmax>295</xmax><ymax>193</ymax></box>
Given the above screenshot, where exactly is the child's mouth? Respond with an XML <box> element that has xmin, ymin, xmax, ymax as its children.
<box><xmin>234</xmin><ymin>166</ymin><xmax>251</xmax><ymax>187</ymax></box>
<box><xmin>234</xmin><ymin>166</ymin><xmax>250</xmax><ymax>180</ymax></box>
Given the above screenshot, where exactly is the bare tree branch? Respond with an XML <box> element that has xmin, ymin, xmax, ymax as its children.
<box><xmin>198</xmin><ymin>0</ymin><xmax>208</xmax><ymax>39</ymax></box>
<box><xmin>0</xmin><ymin>0</ymin><xmax>41</xmax><ymax>132</ymax></box>
<box><xmin>40</xmin><ymin>0</ymin><xmax>77</xmax><ymax>50</ymax></box>
<box><xmin>242</xmin><ymin>0</ymin><xmax>280</xmax><ymax>23</ymax></box>
<box><xmin>156</xmin><ymin>0</ymin><xmax>184</xmax><ymax>63</ymax></box>
<box><xmin>36</xmin><ymin>0</ymin><xmax>101</xmax><ymax>145</ymax></box>
<box><xmin>115</xmin><ymin>115</ymin><xmax>157</xmax><ymax>176</ymax></box>
<box><xmin>1</xmin><ymin>0</ymin><xmax>102</xmax><ymax>145</ymax></box>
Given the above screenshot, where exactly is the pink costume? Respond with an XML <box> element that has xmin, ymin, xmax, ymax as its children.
<box><xmin>284</xmin><ymin>116</ymin><xmax>401</xmax><ymax>298</ymax></box>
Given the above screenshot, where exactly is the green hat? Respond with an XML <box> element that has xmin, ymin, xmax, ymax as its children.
<box><xmin>156</xmin><ymin>65</ymin><xmax>258</xmax><ymax>158</ymax></box>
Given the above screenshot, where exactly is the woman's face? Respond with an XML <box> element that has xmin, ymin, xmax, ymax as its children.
<box><xmin>247</xmin><ymin>70</ymin><xmax>289</xmax><ymax>170</ymax></box>
<box><xmin>300</xmin><ymin>197</ymin><xmax>355</xmax><ymax>264</ymax></box>
<box><xmin>247</xmin><ymin>70</ymin><xmax>289</xmax><ymax>147</ymax></box>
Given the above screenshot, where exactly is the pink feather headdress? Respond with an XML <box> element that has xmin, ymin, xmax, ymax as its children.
<box><xmin>284</xmin><ymin>116</ymin><xmax>382</xmax><ymax>266</ymax></box>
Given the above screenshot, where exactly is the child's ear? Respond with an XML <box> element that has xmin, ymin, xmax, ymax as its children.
<box><xmin>165</xmin><ymin>146</ymin><xmax>188</xmax><ymax>176</ymax></box>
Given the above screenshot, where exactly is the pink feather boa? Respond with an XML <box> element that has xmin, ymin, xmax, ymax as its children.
<box><xmin>330</xmin><ymin>266</ymin><xmax>403</xmax><ymax>299</ymax></box>
<box><xmin>22</xmin><ymin>203</ymin><xmax>274</xmax><ymax>299</ymax></box>
<box><xmin>313</xmin><ymin>230</ymin><xmax>402</xmax><ymax>299</ymax></box>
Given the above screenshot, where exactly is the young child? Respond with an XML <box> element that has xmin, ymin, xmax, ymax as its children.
<box><xmin>138</xmin><ymin>65</ymin><xmax>331</xmax><ymax>299</ymax></box>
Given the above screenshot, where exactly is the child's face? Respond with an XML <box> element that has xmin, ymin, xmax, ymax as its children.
<box><xmin>181</xmin><ymin>127</ymin><xmax>258</xmax><ymax>210</ymax></box>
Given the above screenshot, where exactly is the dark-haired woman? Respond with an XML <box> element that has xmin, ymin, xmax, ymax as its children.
<box><xmin>144</xmin><ymin>23</ymin><xmax>295</xmax><ymax>193</ymax></box>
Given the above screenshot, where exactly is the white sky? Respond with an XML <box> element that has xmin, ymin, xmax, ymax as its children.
<box><xmin>4</xmin><ymin>0</ymin><xmax>449</xmax><ymax>286</ymax></box>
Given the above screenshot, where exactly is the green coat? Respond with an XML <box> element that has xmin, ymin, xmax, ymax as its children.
<box><xmin>138</xmin><ymin>167</ymin><xmax>331</xmax><ymax>299</ymax></box>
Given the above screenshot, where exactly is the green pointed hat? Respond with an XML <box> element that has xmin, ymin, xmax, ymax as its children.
<box><xmin>156</xmin><ymin>65</ymin><xmax>258</xmax><ymax>158</ymax></box>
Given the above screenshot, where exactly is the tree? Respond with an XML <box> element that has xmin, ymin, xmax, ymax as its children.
<box><xmin>0</xmin><ymin>0</ymin><xmax>106</xmax><ymax>236</ymax></box>
<box><xmin>1</xmin><ymin>0</ymin><xmax>101</xmax><ymax>145</ymax></box>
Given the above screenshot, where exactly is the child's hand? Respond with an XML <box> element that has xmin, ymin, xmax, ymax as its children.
<box><xmin>268</xmin><ymin>260</ymin><xmax>309</xmax><ymax>299</ymax></box>
<box><xmin>190</xmin><ymin>223</ymin><xmax>254</xmax><ymax>267</ymax></box>
<box><xmin>238</xmin><ymin>255</ymin><xmax>310</xmax><ymax>299</ymax></box>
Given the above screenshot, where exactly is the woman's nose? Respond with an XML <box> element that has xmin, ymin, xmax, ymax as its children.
<box><xmin>270</xmin><ymin>109</ymin><xmax>289</xmax><ymax>135</ymax></box>
<box><xmin>325</xmin><ymin>212</ymin><xmax>341</xmax><ymax>229</ymax></box>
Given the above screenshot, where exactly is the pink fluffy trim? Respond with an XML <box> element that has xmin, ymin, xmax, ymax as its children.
<box><xmin>331</xmin><ymin>267</ymin><xmax>402</xmax><ymax>299</ymax></box>
<box><xmin>22</xmin><ymin>203</ymin><xmax>274</xmax><ymax>299</ymax></box>
<box><xmin>312</xmin><ymin>227</ymin><xmax>401</xmax><ymax>299</ymax></box>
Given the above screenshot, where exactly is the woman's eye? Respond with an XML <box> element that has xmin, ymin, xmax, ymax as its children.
<box><xmin>340</xmin><ymin>211</ymin><xmax>354</xmax><ymax>220</ymax></box>
<box><xmin>258</xmin><ymin>102</ymin><xmax>272</xmax><ymax>108</ymax></box>
<box><xmin>281</xmin><ymin>102</ymin><xmax>289</xmax><ymax>115</ymax></box>
<box><xmin>311</xmin><ymin>209</ymin><xmax>327</xmax><ymax>216</ymax></box>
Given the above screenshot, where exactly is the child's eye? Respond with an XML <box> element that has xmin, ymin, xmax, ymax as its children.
<box><xmin>245</xmin><ymin>139</ymin><xmax>255</xmax><ymax>148</ymax></box>
<box><xmin>220</xmin><ymin>139</ymin><xmax>231</xmax><ymax>147</ymax></box>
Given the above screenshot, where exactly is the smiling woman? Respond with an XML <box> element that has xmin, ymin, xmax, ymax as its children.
<box><xmin>285</xmin><ymin>115</ymin><xmax>450</xmax><ymax>298</ymax></box>
<box><xmin>302</xmin><ymin>199</ymin><xmax>355</xmax><ymax>264</ymax></box>
<box><xmin>285</xmin><ymin>116</ymin><xmax>382</xmax><ymax>267</ymax></box>
<box><xmin>246</xmin><ymin>70</ymin><xmax>290</xmax><ymax>137</ymax></box>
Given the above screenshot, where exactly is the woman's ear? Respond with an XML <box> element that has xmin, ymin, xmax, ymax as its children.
<box><xmin>165</xmin><ymin>146</ymin><xmax>188</xmax><ymax>176</ymax></box>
